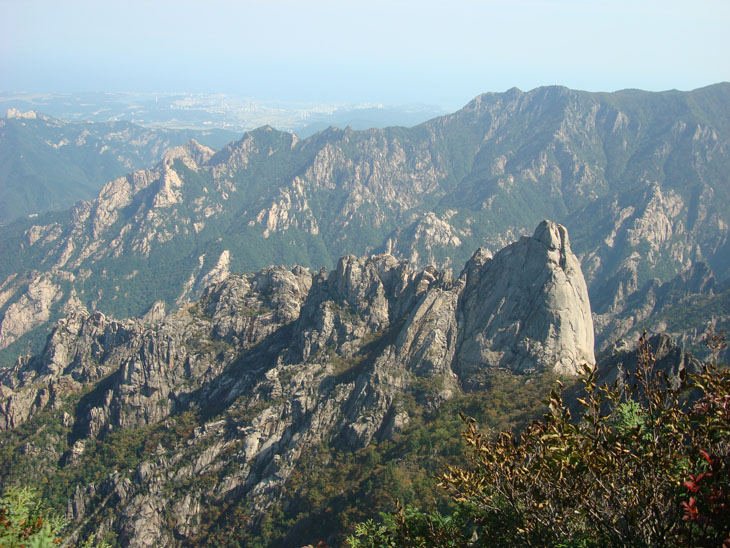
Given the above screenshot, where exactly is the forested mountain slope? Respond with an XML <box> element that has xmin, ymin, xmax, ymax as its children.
<box><xmin>0</xmin><ymin>109</ymin><xmax>236</xmax><ymax>224</ymax></box>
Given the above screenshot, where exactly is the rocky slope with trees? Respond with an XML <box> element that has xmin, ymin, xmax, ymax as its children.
<box><xmin>1</xmin><ymin>221</ymin><xmax>598</xmax><ymax>546</ymax></box>
<box><xmin>1</xmin><ymin>84</ymin><xmax>728</xmax><ymax>364</ymax></box>
<box><xmin>0</xmin><ymin>109</ymin><xmax>236</xmax><ymax>225</ymax></box>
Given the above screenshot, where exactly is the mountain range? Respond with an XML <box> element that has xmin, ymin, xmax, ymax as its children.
<box><xmin>0</xmin><ymin>83</ymin><xmax>728</xmax><ymax>365</ymax></box>
<box><xmin>1</xmin><ymin>220</ymin><xmax>598</xmax><ymax>546</ymax></box>
<box><xmin>0</xmin><ymin>219</ymin><xmax>712</xmax><ymax>546</ymax></box>
<box><xmin>0</xmin><ymin>83</ymin><xmax>728</xmax><ymax>546</ymax></box>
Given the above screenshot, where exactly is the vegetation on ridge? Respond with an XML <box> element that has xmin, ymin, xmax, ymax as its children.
<box><xmin>0</xmin><ymin>370</ymin><xmax>562</xmax><ymax>548</ymax></box>
<box><xmin>346</xmin><ymin>332</ymin><xmax>730</xmax><ymax>548</ymax></box>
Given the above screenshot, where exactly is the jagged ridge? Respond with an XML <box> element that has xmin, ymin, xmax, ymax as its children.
<box><xmin>1</xmin><ymin>221</ymin><xmax>594</xmax><ymax>546</ymax></box>
<box><xmin>1</xmin><ymin>84</ymin><xmax>729</xmax><ymax>362</ymax></box>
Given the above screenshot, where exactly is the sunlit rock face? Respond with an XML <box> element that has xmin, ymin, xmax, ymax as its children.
<box><xmin>456</xmin><ymin>220</ymin><xmax>595</xmax><ymax>383</ymax></box>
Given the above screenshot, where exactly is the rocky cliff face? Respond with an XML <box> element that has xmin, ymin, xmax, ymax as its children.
<box><xmin>456</xmin><ymin>221</ymin><xmax>595</xmax><ymax>382</ymax></box>
<box><xmin>1</xmin><ymin>84</ymin><xmax>728</xmax><ymax>362</ymax></box>
<box><xmin>0</xmin><ymin>221</ymin><xmax>594</xmax><ymax>546</ymax></box>
<box><xmin>593</xmin><ymin>261</ymin><xmax>730</xmax><ymax>361</ymax></box>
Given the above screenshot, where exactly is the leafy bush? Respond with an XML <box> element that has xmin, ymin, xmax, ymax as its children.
<box><xmin>0</xmin><ymin>486</ymin><xmax>109</xmax><ymax>548</ymax></box>
<box><xmin>348</xmin><ymin>503</ymin><xmax>473</xmax><ymax>548</ymax></box>
<box><xmin>0</xmin><ymin>486</ymin><xmax>64</xmax><ymax>547</ymax></box>
<box><xmin>348</xmin><ymin>332</ymin><xmax>730</xmax><ymax>547</ymax></box>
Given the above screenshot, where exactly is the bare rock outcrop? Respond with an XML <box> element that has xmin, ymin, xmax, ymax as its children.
<box><xmin>457</xmin><ymin>220</ymin><xmax>595</xmax><ymax>381</ymax></box>
<box><xmin>0</xmin><ymin>275</ymin><xmax>63</xmax><ymax>349</ymax></box>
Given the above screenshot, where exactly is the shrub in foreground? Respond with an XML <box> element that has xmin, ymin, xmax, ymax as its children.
<box><xmin>347</xmin><ymin>333</ymin><xmax>730</xmax><ymax>547</ymax></box>
<box><xmin>0</xmin><ymin>486</ymin><xmax>109</xmax><ymax>548</ymax></box>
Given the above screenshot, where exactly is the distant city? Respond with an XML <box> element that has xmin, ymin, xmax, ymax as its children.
<box><xmin>0</xmin><ymin>91</ymin><xmax>447</xmax><ymax>138</ymax></box>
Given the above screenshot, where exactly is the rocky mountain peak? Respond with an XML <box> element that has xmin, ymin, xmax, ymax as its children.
<box><xmin>162</xmin><ymin>139</ymin><xmax>214</xmax><ymax>169</ymax></box>
<box><xmin>533</xmin><ymin>218</ymin><xmax>570</xmax><ymax>251</ymax></box>
<box><xmin>456</xmin><ymin>220</ymin><xmax>595</xmax><ymax>381</ymax></box>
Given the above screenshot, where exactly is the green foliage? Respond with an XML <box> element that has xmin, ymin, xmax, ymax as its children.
<box><xmin>0</xmin><ymin>486</ymin><xmax>64</xmax><ymax>547</ymax></box>
<box><xmin>0</xmin><ymin>486</ymin><xmax>109</xmax><ymax>548</ymax></box>
<box><xmin>613</xmin><ymin>398</ymin><xmax>648</xmax><ymax>435</ymax></box>
<box><xmin>347</xmin><ymin>504</ymin><xmax>473</xmax><ymax>548</ymax></box>
<box><xmin>351</xmin><ymin>333</ymin><xmax>730</xmax><ymax>547</ymax></box>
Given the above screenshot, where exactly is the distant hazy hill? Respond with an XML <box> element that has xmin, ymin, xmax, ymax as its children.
<box><xmin>294</xmin><ymin>104</ymin><xmax>450</xmax><ymax>137</ymax></box>
<box><xmin>0</xmin><ymin>84</ymin><xmax>728</xmax><ymax>362</ymax></box>
<box><xmin>0</xmin><ymin>91</ymin><xmax>447</xmax><ymax>135</ymax></box>
<box><xmin>0</xmin><ymin>110</ymin><xmax>237</xmax><ymax>224</ymax></box>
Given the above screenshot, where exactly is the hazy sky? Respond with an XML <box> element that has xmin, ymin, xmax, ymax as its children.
<box><xmin>1</xmin><ymin>0</ymin><xmax>728</xmax><ymax>109</ymax></box>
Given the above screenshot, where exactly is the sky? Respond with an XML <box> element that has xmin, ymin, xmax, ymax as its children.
<box><xmin>1</xmin><ymin>0</ymin><xmax>729</xmax><ymax>109</ymax></box>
